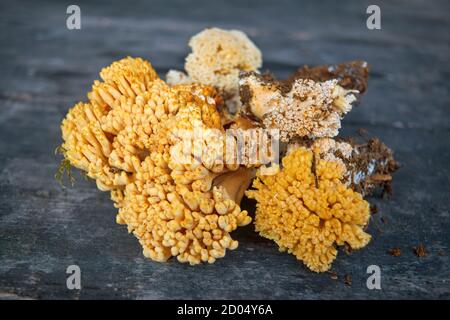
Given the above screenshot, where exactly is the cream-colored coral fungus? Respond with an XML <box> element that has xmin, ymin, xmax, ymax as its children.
<box><xmin>246</xmin><ymin>147</ymin><xmax>371</xmax><ymax>272</ymax></box>
<box><xmin>239</xmin><ymin>72</ymin><xmax>357</xmax><ymax>141</ymax></box>
<box><xmin>60</xmin><ymin>56</ymin><xmax>264</xmax><ymax>265</ymax></box>
<box><xmin>166</xmin><ymin>28</ymin><xmax>262</xmax><ymax>114</ymax></box>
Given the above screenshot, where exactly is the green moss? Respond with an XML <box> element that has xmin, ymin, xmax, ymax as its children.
<box><xmin>54</xmin><ymin>145</ymin><xmax>75</xmax><ymax>187</ymax></box>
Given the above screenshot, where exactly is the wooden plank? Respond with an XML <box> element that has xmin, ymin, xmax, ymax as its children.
<box><xmin>0</xmin><ymin>0</ymin><xmax>449</xmax><ymax>299</ymax></box>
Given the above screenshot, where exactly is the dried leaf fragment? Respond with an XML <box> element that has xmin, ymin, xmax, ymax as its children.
<box><xmin>387</xmin><ymin>247</ymin><xmax>401</xmax><ymax>257</ymax></box>
<box><xmin>413</xmin><ymin>244</ymin><xmax>427</xmax><ymax>257</ymax></box>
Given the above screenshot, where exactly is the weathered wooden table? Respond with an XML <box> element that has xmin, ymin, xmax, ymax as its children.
<box><xmin>1</xmin><ymin>0</ymin><xmax>449</xmax><ymax>299</ymax></box>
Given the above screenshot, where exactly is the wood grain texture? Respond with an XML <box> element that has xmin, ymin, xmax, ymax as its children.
<box><xmin>0</xmin><ymin>0</ymin><xmax>449</xmax><ymax>299</ymax></box>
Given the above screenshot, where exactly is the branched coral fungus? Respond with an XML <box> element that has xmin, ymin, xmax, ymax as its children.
<box><xmin>166</xmin><ymin>28</ymin><xmax>262</xmax><ymax>115</ymax></box>
<box><xmin>246</xmin><ymin>147</ymin><xmax>371</xmax><ymax>272</ymax></box>
<box><xmin>239</xmin><ymin>72</ymin><xmax>357</xmax><ymax>141</ymax></box>
<box><xmin>59</xmin><ymin>28</ymin><xmax>398</xmax><ymax>272</ymax></box>
<box><xmin>60</xmin><ymin>56</ymin><xmax>269</xmax><ymax>265</ymax></box>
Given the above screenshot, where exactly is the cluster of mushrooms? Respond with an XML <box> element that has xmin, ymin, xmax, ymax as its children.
<box><xmin>59</xmin><ymin>28</ymin><xmax>398</xmax><ymax>272</ymax></box>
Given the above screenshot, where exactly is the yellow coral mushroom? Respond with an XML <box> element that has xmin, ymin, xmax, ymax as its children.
<box><xmin>60</xmin><ymin>56</ymin><xmax>262</xmax><ymax>265</ymax></box>
<box><xmin>246</xmin><ymin>147</ymin><xmax>371</xmax><ymax>272</ymax></box>
<box><xmin>55</xmin><ymin>26</ymin><xmax>399</xmax><ymax>275</ymax></box>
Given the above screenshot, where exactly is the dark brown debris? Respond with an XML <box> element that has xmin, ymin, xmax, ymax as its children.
<box><xmin>328</xmin><ymin>271</ymin><xmax>338</xmax><ymax>280</ymax></box>
<box><xmin>413</xmin><ymin>244</ymin><xmax>427</xmax><ymax>257</ymax></box>
<box><xmin>285</xmin><ymin>60</ymin><xmax>370</xmax><ymax>94</ymax></box>
<box><xmin>239</xmin><ymin>83</ymin><xmax>253</xmax><ymax>111</ymax></box>
<box><xmin>344</xmin><ymin>274</ymin><xmax>352</xmax><ymax>286</ymax></box>
<box><xmin>343</xmin><ymin>243</ymin><xmax>353</xmax><ymax>254</ymax></box>
<box><xmin>388</xmin><ymin>247</ymin><xmax>401</xmax><ymax>257</ymax></box>
<box><xmin>109</xmin><ymin>167</ymin><xmax>119</xmax><ymax>174</ymax></box>
<box><xmin>382</xmin><ymin>182</ymin><xmax>394</xmax><ymax>198</ymax></box>
<box><xmin>437</xmin><ymin>250</ymin><xmax>445</xmax><ymax>256</ymax></box>
<box><xmin>370</xmin><ymin>204</ymin><xmax>378</xmax><ymax>215</ymax></box>
<box><xmin>311</xmin><ymin>152</ymin><xmax>319</xmax><ymax>188</ymax></box>
<box><xmin>348</xmin><ymin>137</ymin><xmax>400</xmax><ymax>197</ymax></box>
<box><xmin>368</xmin><ymin>174</ymin><xmax>393</xmax><ymax>182</ymax></box>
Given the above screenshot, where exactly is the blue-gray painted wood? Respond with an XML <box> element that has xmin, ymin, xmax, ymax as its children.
<box><xmin>0</xmin><ymin>0</ymin><xmax>449</xmax><ymax>299</ymax></box>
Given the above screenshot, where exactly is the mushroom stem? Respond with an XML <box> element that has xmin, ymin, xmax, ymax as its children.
<box><xmin>213</xmin><ymin>167</ymin><xmax>256</xmax><ymax>204</ymax></box>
